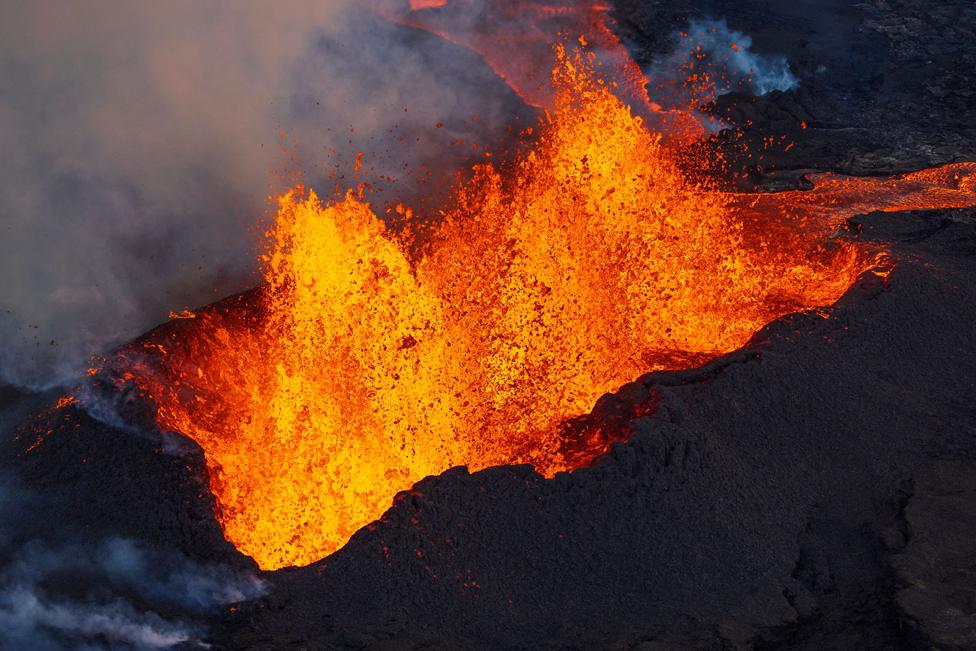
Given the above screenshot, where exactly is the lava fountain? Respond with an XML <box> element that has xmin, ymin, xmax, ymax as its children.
<box><xmin>115</xmin><ymin>43</ymin><xmax>976</xmax><ymax>570</ymax></box>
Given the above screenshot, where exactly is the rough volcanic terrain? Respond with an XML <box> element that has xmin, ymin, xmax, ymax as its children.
<box><xmin>2</xmin><ymin>1</ymin><xmax>975</xmax><ymax>649</ymax></box>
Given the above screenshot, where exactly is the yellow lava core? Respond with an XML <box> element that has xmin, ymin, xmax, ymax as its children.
<box><xmin>129</xmin><ymin>48</ymin><xmax>975</xmax><ymax>570</ymax></box>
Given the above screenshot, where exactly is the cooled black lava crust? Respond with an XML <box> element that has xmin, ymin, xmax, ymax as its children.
<box><xmin>2</xmin><ymin>1</ymin><xmax>975</xmax><ymax>648</ymax></box>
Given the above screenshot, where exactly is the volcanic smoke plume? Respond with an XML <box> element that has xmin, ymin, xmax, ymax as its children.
<box><xmin>0</xmin><ymin>0</ymin><xmax>529</xmax><ymax>389</ymax></box>
<box><xmin>4</xmin><ymin>0</ymin><xmax>976</xmax><ymax>648</ymax></box>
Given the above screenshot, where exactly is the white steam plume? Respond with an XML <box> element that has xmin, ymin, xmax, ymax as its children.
<box><xmin>0</xmin><ymin>537</ymin><xmax>266</xmax><ymax>650</ymax></box>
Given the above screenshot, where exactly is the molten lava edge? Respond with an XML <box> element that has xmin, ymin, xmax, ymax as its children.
<box><xmin>119</xmin><ymin>48</ymin><xmax>976</xmax><ymax>571</ymax></box>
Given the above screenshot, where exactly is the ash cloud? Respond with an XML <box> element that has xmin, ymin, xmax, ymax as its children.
<box><xmin>0</xmin><ymin>537</ymin><xmax>265</xmax><ymax>650</ymax></box>
<box><xmin>0</xmin><ymin>1</ymin><xmax>527</xmax><ymax>390</ymax></box>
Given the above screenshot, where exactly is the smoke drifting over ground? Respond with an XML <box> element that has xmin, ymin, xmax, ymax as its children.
<box><xmin>0</xmin><ymin>537</ymin><xmax>264</xmax><ymax>650</ymax></box>
<box><xmin>648</xmin><ymin>18</ymin><xmax>798</xmax><ymax>106</ymax></box>
<box><xmin>0</xmin><ymin>1</ymin><xmax>528</xmax><ymax>389</ymax></box>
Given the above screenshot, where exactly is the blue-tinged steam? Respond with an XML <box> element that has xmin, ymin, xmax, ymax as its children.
<box><xmin>650</xmin><ymin>18</ymin><xmax>798</xmax><ymax>103</ymax></box>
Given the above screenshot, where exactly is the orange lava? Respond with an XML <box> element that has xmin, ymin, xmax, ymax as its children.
<box><xmin>730</xmin><ymin>163</ymin><xmax>976</xmax><ymax>222</ymax></box>
<box><xmin>409</xmin><ymin>0</ymin><xmax>448</xmax><ymax>8</ymax></box>
<box><xmin>378</xmin><ymin>1</ymin><xmax>669</xmax><ymax>124</ymax></box>
<box><xmin>376</xmin><ymin>0</ymin><xmax>715</xmax><ymax>155</ymax></box>
<box><xmin>125</xmin><ymin>47</ymin><xmax>976</xmax><ymax>570</ymax></box>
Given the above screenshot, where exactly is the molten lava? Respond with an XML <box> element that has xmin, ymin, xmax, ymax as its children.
<box><xmin>730</xmin><ymin>163</ymin><xmax>976</xmax><ymax>222</ymax></box>
<box><xmin>123</xmin><ymin>45</ymin><xmax>976</xmax><ymax>570</ymax></box>
<box><xmin>382</xmin><ymin>1</ymin><xmax>631</xmax><ymax>109</ymax></box>
<box><xmin>382</xmin><ymin>0</ymin><xmax>769</xmax><ymax>144</ymax></box>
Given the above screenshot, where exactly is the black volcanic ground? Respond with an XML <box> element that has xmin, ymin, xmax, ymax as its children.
<box><xmin>2</xmin><ymin>1</ymin><xmax>976</xmax><ymax>649</ymax></box>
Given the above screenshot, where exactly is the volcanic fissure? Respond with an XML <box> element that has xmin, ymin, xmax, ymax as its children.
<box><xmin>104</xmin><ymin>45</ymin><xmax>976</xmax><ymax>571</ymax></box>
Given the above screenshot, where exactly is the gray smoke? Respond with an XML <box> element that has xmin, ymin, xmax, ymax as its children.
<box><xmin>0</xmin><ymin>591</ymin><xmax>197</xmax><ymax>651</ymax></box>
<box><xmin>648</xmin><ymin>18</ymin><xmax>798</xmax><ymax>106</ymax></box>
<box><xmin>0</xmin><ymin>0</ymin><xmax>527</xmax><ymax>390</ymax></box>
<box><xmin>0</xmin><ymin>537</ymin><xmax>266</xmax><ymax>650</ymax></box>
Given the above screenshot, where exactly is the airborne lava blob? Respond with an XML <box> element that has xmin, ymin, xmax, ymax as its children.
<box><xmin>123</xmin><ymin>47</ymin><xmax>975</xmax><ymax>570</ymax></box>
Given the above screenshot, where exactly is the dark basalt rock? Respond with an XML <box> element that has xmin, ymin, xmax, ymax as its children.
<box><xmin>891</xmin><ymin>461</ymin><xmax>976</xmax><ymax>649</ymax></box>
<box><xmin>200</xmin><ymin>208</ymin><xmax>976</xmax><ymax>650</ymax></box>
<box><xmin>2</xmin><ymin>1</ymin><xmax>976</xmax><ymax>649</ymax></box>
<box><xmin>616</xmin><ymin>0</ymin><xmax>976</xmax><ymax>187</ymax></box>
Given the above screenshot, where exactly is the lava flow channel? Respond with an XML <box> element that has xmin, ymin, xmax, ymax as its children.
<box><xmin>122</xmin><ymin>48</ymin><xmax>976</xmax><ymax>570</ymax></box>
